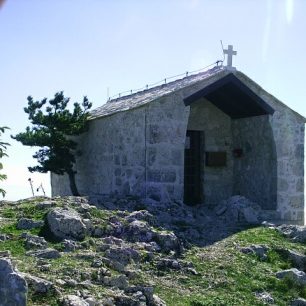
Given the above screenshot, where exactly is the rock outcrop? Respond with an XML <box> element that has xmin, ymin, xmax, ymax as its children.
<box><xmin>0</xmin><ymin>258</ymin><xmax>27</xmax><ymax>306</ymax></box>
<box><xmin>47</xmin><ymin>207</ymin><xmax>87</xmax><ymax>240</ymax></box>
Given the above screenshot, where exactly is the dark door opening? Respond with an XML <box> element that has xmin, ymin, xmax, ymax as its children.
<box><xmin>184</xmin><ymin>130</ymin><xmax>202</xmax><ymax>205</ymax></box>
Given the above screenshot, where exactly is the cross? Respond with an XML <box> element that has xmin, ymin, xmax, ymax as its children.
<box><xmin>223</xmin><ymin>45</ymin><xmax>237</xmax><ymax>68</ymax></box>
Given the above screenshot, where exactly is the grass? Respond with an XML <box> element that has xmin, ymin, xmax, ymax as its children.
<box><xmin>1</xmin><ymin>198</ymin><xmax>306</xmax><ymax>305</ymax></box>
<box><xmin>151</xmin><ymin>227</ymin><xmax>306</xmax><ymax>306</ymax></box>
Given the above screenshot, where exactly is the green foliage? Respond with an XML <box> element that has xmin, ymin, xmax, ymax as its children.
<box><xmin>12</xmin><ymin>92</ymin><xmax>92</xmax><ymax>195</ymax></box>
<box><xmin>0</xmin><ymin>126</ymin><xmax>9</xmax><ymax>197</ymax></box>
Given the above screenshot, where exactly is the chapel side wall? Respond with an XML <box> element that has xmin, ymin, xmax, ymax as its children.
<box><xmin>51</xmin><ymin>107</ymin><xmax>147</xmax><ymax>198</ymax></box>
<box><xmin>51</xmin><ymin>173</ymin><xmax>71</xmax><ymax>196</ymax></box>
<box><xmin>270</xmin><ymin>109</ymin><xmax>305</xmax><ymax>224</ymax></box>
<box><xmin>145</xmin><ymin>94</ymin><xmax>189</xmax><ymax>202</ymax></box>
<box><xmin>187</xmin><ymin>99</ymin><xmax>233</xmax><ymax>206</ymax></box>
<box><xmin>232</xmin><ymin>115</ymin><xmax>277</xmax><ymax>210</ymax></box>
<box><xmin>235</xmin><ymin>72</ymin><xmax>305</xmax><ymax>224</ymax></box>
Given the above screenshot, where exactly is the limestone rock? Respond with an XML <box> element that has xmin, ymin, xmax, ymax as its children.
<box><xmin>62</xmin><ymin>295</ymin><xmax>89</xmax><ymax>306</ymax></box>
<box><xmin>105</xmin><ymin>246</ymin><xmax>140</xmax><ymax>266</ymax></box>
<box><xmin>102</xmin><ymin>275</ymin><xmax>128</xmax><ymax>290</ymax></box>
<box><xmin>123</xmin><ymin>220</ymin><xmax>153</xmax><ymax>242</ymax></box>
<box><xmin>0</xmin><ymin>258</ymin><xmax>27</xmax><ymax>306</ymax></box>
<box><xmin>63</xmin><ymin>239</ymin><xmax>79</xmax><ymax>252</ymax></box>
<box><xmin>113</xmin><ymin>293</ymin><xmax>142</xmax><ymax>306</ymax></box>
<box><xmin>154</xmin><ymin>231</ymin><xmax>181</xmax><ymax>253</ymax></box>
<box><xmin>22</xmin><ymin>233</ymin><xmax>48</xmax><ymax>250</ymax></box>
<box><xmin>255</xmin><ymin>291</ymin><xmax>274</xmax><ymax>304</ymax></box>
<box><xmin>23</xmin><ymin>273</ymin><xmax>53</xmax><ymax>293</ymax></box>
<box><xmin>151</xmin><ymin>294</ymin><xmax>167</xmax><ymax>306</ymax></box>
<box><xmin>85</xmin><ymin>297</ymin><xmax>98</xmax><ymax>306</ymax></box>
<box><xmin>26</xmin><ymin>248</ymin><xmax>61</xmax><ymax>259</ymax></box>
<box><xmin>291</xmin><ymin>298</ymin><xmax>306</xmax><ymax>306</ymax></box>
<box><xmin>219</xmin><ymin>195</ymin><xmax>261</xmax><ymax>224</ymax></box>
<box><xmin>101</xmin><ymin>257</ymin><xmax>125</xmax><ymax>272</ymax></box>
<box><xmin>157</xmin><ymin>258</ymin><xmax>181</xmax><ymax>270</ymax></box>
<box><xmin>36</xmin><ymin>200</ymin><xmax>57</xmax><ymax>209</ymax></box>
<box><xmin>240</xmin><ymin>245</ymin><xmax>269</xmax><ymax>260</ymax></box>
<box><xmin>47</xmin><ymin>207</ymin><xmax>87</xmax><ymax>240</ymax></box>
<box><xmin>277</xmin><ymin>225</ymin><xmax>306</xmax><ymax>243</ymax></box>
<box><xmin>101</xmin><ymin>236</ymin><xmax>124</xmax><ymax>245</ymax></box>
<box><xmin>276</xmin><ymin>268</ymin><xmax>306</xmax><ymax>286</ymax></box>
<box><xmin>277</xmin><ymin>248</ymin><xmax>306</xmax><ymax>270</ymax></box>
<box><xmin>126</xmin><ymin>210</ymin><xmax>156</xmax><ymax>225</ymax></box>
<box><xmin>0</xmin><ymin>234</ymin><xmax>9</xmax><ymax>241</ymax></box>
<box><xmin>17</xmin><ymin>218</ymin><xmax>44</xmax><ymax>230</ymax></box>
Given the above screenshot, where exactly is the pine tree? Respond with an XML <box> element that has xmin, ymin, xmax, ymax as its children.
<box><xmin>13</xmin><ymin>92</ymin><xmax>92</xmax><ymax>196</ymax></box>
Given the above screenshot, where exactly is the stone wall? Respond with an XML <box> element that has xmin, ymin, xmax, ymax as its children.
<box><xmin>145</xmin><ymin>94</ymin><xmax>189</xmax><ymax>202</ymax></box>
<box><xmin>232</xmin><ymin>115</ymin><xmax>277</xmax><ymax>210</ymax></box>
<box><xmin>271</xmin><ymin>110</ymin><xmax>305</xmax><ymax>223</ymax></box>
<box><xmin>187</xmin><ymin>98</ymin><xmax>233</xmax><ymax>206</ymax></box>
<box><xmin>52</xmin><ymin>107</ymin><xmax>147</xmax><ymax>198</ymax></box>
<box><xmin>235</xmin><ymin>73</ymin><xmax>305</xmax><ymax>224</ymax></box>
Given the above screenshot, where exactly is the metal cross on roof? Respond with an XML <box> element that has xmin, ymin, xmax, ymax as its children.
<box><xmin>223</xmin><ymin>45</ymin><xmax>237</xmax><ymax>68</ymax></box>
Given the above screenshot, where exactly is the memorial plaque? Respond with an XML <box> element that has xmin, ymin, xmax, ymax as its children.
<box><xmin>205</xmin><ymin>152</ymin><xmax>227</xmax><ymax>167</ymax></box>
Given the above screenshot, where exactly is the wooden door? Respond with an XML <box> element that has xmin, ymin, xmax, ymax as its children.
<box><xmin>184</xmin><ymin>130</ymin><xmax>202</xmax><ymax>205</ymax></box>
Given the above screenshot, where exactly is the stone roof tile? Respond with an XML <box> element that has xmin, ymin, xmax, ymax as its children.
<box><xmin>89</xmin><ymin>66</ymin><xmax>224</xmax><ymax>120</ymax></box>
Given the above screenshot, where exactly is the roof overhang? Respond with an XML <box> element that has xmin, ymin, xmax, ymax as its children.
<box><xmin>184</xmin><ymin>73</ymin><xmax>275</xmax><ymax>119</ymax></box>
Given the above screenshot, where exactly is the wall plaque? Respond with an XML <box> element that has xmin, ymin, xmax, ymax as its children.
<box><xmin>205</xmin><ymin>151</ymin><xmax>227</xmax><ymax>167</ymax></box>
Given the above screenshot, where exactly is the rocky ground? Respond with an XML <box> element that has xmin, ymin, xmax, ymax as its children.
<box><xmin>0</xmin><ymin>195</ymin><xmax>306</xmax><ymax>305</ymax></box>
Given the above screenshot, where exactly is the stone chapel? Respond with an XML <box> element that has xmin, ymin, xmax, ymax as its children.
<box><xmin>51</xmin><ymin>60</ymin><xmax>305</xmax><ymax>225</ymax></box>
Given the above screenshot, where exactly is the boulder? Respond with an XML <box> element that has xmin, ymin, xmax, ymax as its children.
<box><xmin>276</xmin><ymin>248</ymin><xmax>306</xmax><ymax>270</ymax></box>
<box><xmin>292</xmin><ymin>298</ymin><xmax>306</xmax><ymax>306</ymax></box>
<box><xmin>17</xmin><ymin>218</ymin><xmax>44</xmax><ymax>230</ymax></box>
<box><xmin>62</xmin><ymin>239</ymin><xmax>79</xmax><ymax>252</ymax></box>
<box><xmin>240</xmin><ymin>245</ymin><xmax>269</xmax><ymax>260</ymax></box>
<box><xmin>62</xmin><ymin>295</ymin><xmax>89</xmax><ymax>306</ymax></box>
<box><xmin>0</xmin><ymin>258</ymin><xmax>27</xmax><ymax>306</ymax></box>
<box><xmin>123</xmin><ymin>220</ymin><xmax>153</xmax><ymax>242</ymax></box>
<box><xmin>217</xmin><ymin>195</ymin><xmax>261</xmax><ymax>224</ymax></box>
<box><xmin>101</xmin><ymin>257</ymin><xmax>125</xmax><ymax>272</ymax></box>
<box><xmin>276</xmin><ymin>268</ymin><xmax>306</xmax><ymax>286</ymax></box>
<box><xmin>22</xmin><ymin>233</ymin><xmax>48</xmax><ymax>250</ymax></box>
<box><xmin>101</xmin><ymin>236</ymin><xmax>124</xmax><ymax>246</ymax></box>
<box><xmin>154</xmin><ymin>231</ymin><xmax>181</xmax><ymax>253</ymax></box>
<box><xmin>26</xmin><ymin>248</ymin><xmax>61</xmax><ymax>259</ymax></box>
<box><xmin>23</xmin><ymin>274</ymin><xmax>53</xmax><ymax>293</ymax></box>
<box><xmin>105</xmin><ymin>246</ymin><xmax>140</xmax><ymax>266</ymax></box>
<box><xmin>156</xmin><ymin>258</ymin><xmax>181</xmax><ymax>270</ymax></box>
<box><xmin>152</xmin><ymin>294</ymin><xmax>167</xmax><ymax>306</ymax></box>
<box><xmin>255</xmin><ymin>291</ymin><xmax>274</xmax><ymax>304</ymax></box>
<box><xmin>125</xmin><ymin>210</ymin><xmax>156</xmax><ymax>225</ymax></box>
<box><xmin>36</xmin><ymin>200</ymin><xmax>57</xmax><ymax>209</ymax></box>
<box><xmin>0</xmin><ymin>234</ymin><xmax>9</xmax><ymax>241</ymax></box>
<box><xmin>47</xmin><ymin>207</ymin><xmax>87</xmax><ymax>240</ymax></box>
<box><xmin>277</xmin><ymin>225</ymin><xmax>306</xmax><ymax>243</ymax></box>
<box><xmin>102</xmin><ymin>275</ymin><xmax>128</xmax><ymax>290</ymax></box>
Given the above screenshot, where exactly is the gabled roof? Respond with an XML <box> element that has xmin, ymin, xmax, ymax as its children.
<box><xmin>89</xmin><ymin>66</ymin><xmax>306</xmax><ymax>122</ymax></box>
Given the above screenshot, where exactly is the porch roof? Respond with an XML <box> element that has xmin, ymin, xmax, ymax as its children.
<box><xmin>184</xmin><ymin>73</ymin><xmax>275</xmax><ymax>119</ymax></box>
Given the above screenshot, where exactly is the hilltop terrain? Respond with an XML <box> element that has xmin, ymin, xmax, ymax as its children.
<box><xmin>0</xmin><ymin>196</ymin><xmax>306</xmax><ymax>305</ymax></box>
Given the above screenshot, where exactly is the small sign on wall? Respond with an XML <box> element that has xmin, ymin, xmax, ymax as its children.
<box><xmin>205</xmin><ymin>152</ymin><xmax>227</xmax><ymax>167</ymax></box>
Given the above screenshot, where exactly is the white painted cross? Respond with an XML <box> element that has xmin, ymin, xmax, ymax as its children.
<box><xmin>223</xmin><ymin>45</ymin><xmax>237</xmax><ymax>68</ymax></box>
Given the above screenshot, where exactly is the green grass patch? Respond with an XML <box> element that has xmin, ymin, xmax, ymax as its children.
<box><xmin>0</xmin><ymin>238</ymin><xmax>26</xmax><ymax>256</ymax></box>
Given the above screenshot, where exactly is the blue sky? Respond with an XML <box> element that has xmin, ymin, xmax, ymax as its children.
<box><xmin>0</xmin><ymin>0</ymin><xmax>305</xmax><ymax>200</ymax></box>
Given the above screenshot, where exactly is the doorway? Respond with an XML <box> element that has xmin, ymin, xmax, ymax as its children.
<box><xmin>184</xmin><ymin>130</ymin><xmax>203</xmax><ymax>205</ymax></box>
